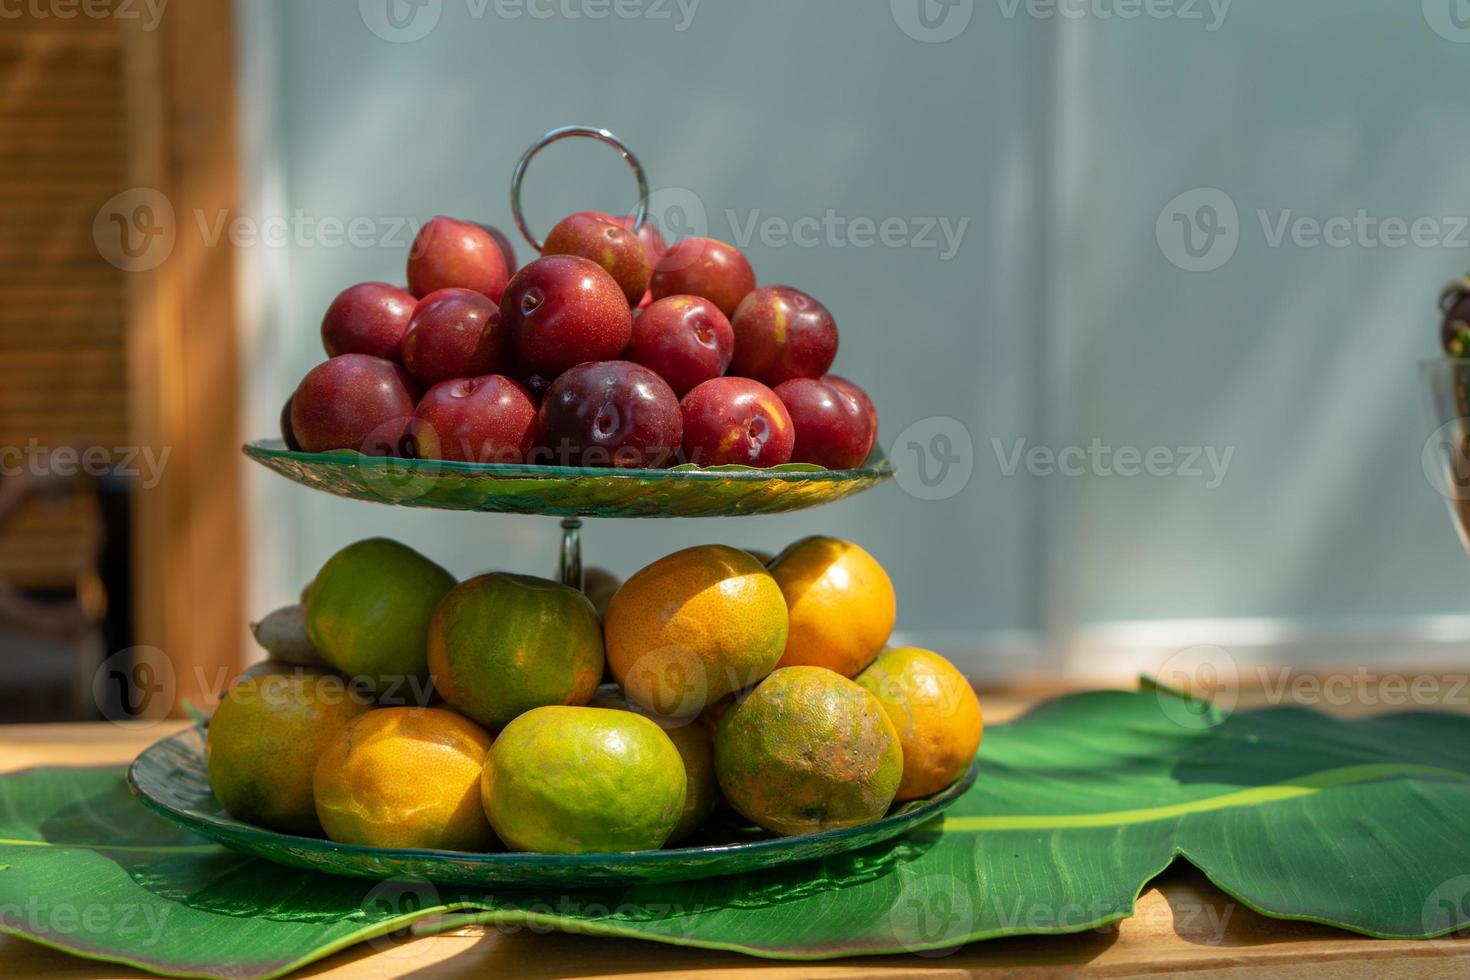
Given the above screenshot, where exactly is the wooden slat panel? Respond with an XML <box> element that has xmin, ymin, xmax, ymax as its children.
<box><xmin>0</xmin><ymin>409</ymin><xmax>128</xmax><ymax>430</ymax></box>
<box><xmin>0</xmin><ymin>404</ymin><xmax>128</xmax><ymax>423</ymax></box>
<box><xmin>0</xmin><ymin>79</ymin><xmax>125</xmax><ymax>101</ymax></box>
<box><xmin>0</xmin><ymin>2</ymin><xmax>243</xmax><ymax>708</ymax></box>
<box><xmin>0</xmin><ymin>251</ymin><xmax>130</xmax><ymax>265</ymax></box>
<box><xmin>0</xmin><ymin>283</ymin><xmax>125</xmax><ymax>303</ymax></box>
<box><xmin>2</xmin><ymin>500</ymin><xmax>102</xmax><ymax>532</ymax></box>
<box><xmin>0</xmin><ymin>205</ymin><xmax>107</xmax><ymax>224</ymax></box>
<box><xmin>0</xmin><ymin>344</ymin><xmax>124</xmax><ymax>363</ymax></box>
<box><xmin>3</xmin><ymin>115</ymin><xmax>125</xmax><ymax>137</ymax></box>
<box><xmin>0</xmin><ymin>39</ymin><xmax>118</xmax><ymax>60</ymax></box>
<box><xmin>0</xmin><ymin>315</ymin><xmax>126</xmax><ymax>333</ymax></box>
<box><xmin>0</xmin><ymin>183</ymin><xmax>127</xmax><ymax>201</ymax></box>
<box><xmin>0</xmin><ymin>430</ymin><xmax>130</xmax><ymax>449</ymax></box>
<box><xmin>0</xmin><ymin>88</ymin><xmax>121</xmax><ymax>107</ymax></box>
<box><xmin>0</xmin><ymin>342</ymin><xmax>125</xmax><ymax>358</ymax></box>
<box><xmin>0</xmin><ymin>13</ymin><xmax>129</xmax><ymax>596</ymax></box>
<box><xmin>0</xmin><ymin>492</ymin><xmax>100</xmax><ymax>589</ymax></box>
<box><xmin>0</xmin><ymin>226</ymin><xmax>100</xmax><ymax>240</ymax></box>
<box><xmin>0</xmin><ymin>555</ymin><xmax>88</xmax><ymax>588</ymax></box>
<box><xmin>0</xmin><ymin>3</ymin><xmax>122</xmax><ymax>36</ymax></box>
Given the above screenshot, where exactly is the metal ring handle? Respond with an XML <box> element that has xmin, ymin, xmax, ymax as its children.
<box><xmin>510</xmin><ymin>126</ymin><xmax>649</xmax><ymax>253</ymax></box>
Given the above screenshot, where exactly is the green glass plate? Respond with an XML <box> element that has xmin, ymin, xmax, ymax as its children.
<box><xmin>127</xmin><ymin>725</ymin><xmax>977</xmax><ymax>888</ymax></box>
<box><xmin>243</xmin><ymin>439</ymin><xmax>894</xmax><ymax>518</ymax></box>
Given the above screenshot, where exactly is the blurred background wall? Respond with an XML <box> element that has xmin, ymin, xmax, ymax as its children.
<box><xmin>237</xmin><ymin>0</ymin><xmax>1049</xmax><ymax>675</ymax></box>
<box><xmin>236</xmin><ymin>0</ymin><xmax>1470</xmax><ymax>681</ymax></box>
<box><xmin>9</xmin><ymin>1</ymin><xmax>1467</xmax><ymax>721</ymax></box>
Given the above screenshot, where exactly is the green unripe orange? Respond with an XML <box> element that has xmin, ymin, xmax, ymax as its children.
<box><xmin>428</xmin><ymin>572</ymin><xmax>604</xmax><ymax>730</ymax></box>
<box><xmin>481</xmin><ymin>706</ymin><xmax>686</xmax><ymax>853</ymax></box>
<box><xmin>305</xmin><ymin>538</ymin><xmax>455</xmax><ymax>697</ymax></box>
<box><xmin>589</xmin><ymin>686</ymin><xmax>719</xmax><ymax>844</ymax></box>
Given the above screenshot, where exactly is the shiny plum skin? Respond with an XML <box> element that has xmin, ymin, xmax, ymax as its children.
<box><xmin>407</xmin><ymin>216</ymin><xmax>511</xmax><ymax>303</ymax></box>
<box><xmin>729</xmin><ymin>285</ymin><xmax>838</xmax><ymax>385</ymax></box>
<box><xmin>773</xmin><ymin>376</ymin><xmax>876</xmax><ymax>470</ymax></box>
<box><xmin>649</xmin><ymin>238</ymin><xmax>756</xmax><ymax>319</ymax></box>
<box><xmin>680</xmin><ymin>377</ymin><xmax>794</xmax><ymax>468</ymax></box>
<box><xmin>501</xmin><ymin>255</ymin><xmax>634</xmax><ymax>379</ymax></box>
<box><xmin>825</xmin><ymin>375</ymin><xmax>878</xmax><ymax>459</ymax></box>
<box><xmin>290</xmin><ymin>354</ymin><xmax>417</xmax><ymax>455</ymax></box>
<box><xmin>280</xmin><ymin>396</ymin><xmax>302</xmax><ymax>451</ymax></box>
<box><xmin>542</xmin><ymin>211</ymin><xmax>651</xmax><ymax>306</ymax></box>
<box><xmin>613</xmin><ymin>214</ymin><xmax>668</xmax><ymax>268</ymax></box>
<box><xmin>478</xmin><ymin>223</ymin><xmax>518</xmax><ymax>277</ymax></box>
<box><xmin>624</xmin><ymin>295</ymin><xmax>734</xmax><ymax>396</ymax></box>
<box><xmin>534</xmin><ymin>361</ymin><xmax>682</xmax><ymax>469</ymax></box>
<box><xmin>412</xmin><ymin>375</ymin><xmax>537</xmax><ymax>464</ymax></box>
<box><xmin>401</xmin><ymin>288</ymin><xmax>513</xmax><ymax>389</ymax></box>
<box><xmin>320</xmin><ymin>282</ymin><xmax>415</xmax><ymax>361</ymax></box>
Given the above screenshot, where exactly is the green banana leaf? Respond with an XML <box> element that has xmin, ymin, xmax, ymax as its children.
<box><xmin>3</xmin><ymin>686</ymin><xmax>1469</xmax><ymax>979</ymax></box>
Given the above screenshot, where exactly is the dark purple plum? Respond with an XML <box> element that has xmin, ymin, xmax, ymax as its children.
<box><xmin>534</xmin><ymin>361</ymin><xmax>682</xmax><ymax>469</ymax></box>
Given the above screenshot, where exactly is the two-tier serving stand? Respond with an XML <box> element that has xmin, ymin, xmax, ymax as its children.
<box><xmin>142</xmin><ymin>127</ymin><xmax>969</xmax><ymax>888</ymax></box>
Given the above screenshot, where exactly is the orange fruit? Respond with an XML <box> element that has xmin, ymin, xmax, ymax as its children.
<box><xmin>481</xmin><ymin>706</ymin><xmax>686</xmax><ymax>853</ymax></box>
<box><xmin>590</xmin><ymin>686</ymin><xmax>719</xmax><ymax>844</ymax></box>
<box><xmin>857</xmin><ymin>647</ymin><xmax>983</xmax><ymax>802</ymax></box>
<box><xmin>305</xmin><ymin>538</ymin><xmax>456</xmax><ymax>696</ymax></box>
<box><xmin>767</xmin><ymin>536</ymin><xmax>895</xmax><ymax>677</ymax></box>
<box><xmin>604</xmin><ymin>544</ymin><xmax>788</xmax><ymax>718</ymax></box>
<box><xmin>714</xmin><ymin>666</ymin><xmax>903</xmax><ymax>836</ymax></box>
<box><xmin>313</xmin><ymin>706</ymin><xmax>496</xmax><ymax>851</ymax></box>
<box><xmin>428</xmin><ymin>572</ymin><xmax>603</xmax><ymax>730</ymax></box>
<box><xmin>207</xmin><ymin>670</ymin><xmax>371</xmax><ymax>834</ymax></box>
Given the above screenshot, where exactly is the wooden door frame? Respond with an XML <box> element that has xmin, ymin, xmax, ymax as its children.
<box><xmin>120</xmin><ymin>0</ymin><xmax>244</xmax><ymax>716</ymax></box>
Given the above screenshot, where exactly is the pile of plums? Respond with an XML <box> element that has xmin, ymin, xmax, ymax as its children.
<box><xmin>284</xmin><ymin>211</ymin><xmax>879</xmax><ymax>470</ymax></box>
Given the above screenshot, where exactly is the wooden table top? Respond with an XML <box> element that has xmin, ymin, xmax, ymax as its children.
<box><xmin>2</xmin><ymin>697</ymin><xmax>1467</xmax><ymax>979</ymax></box>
